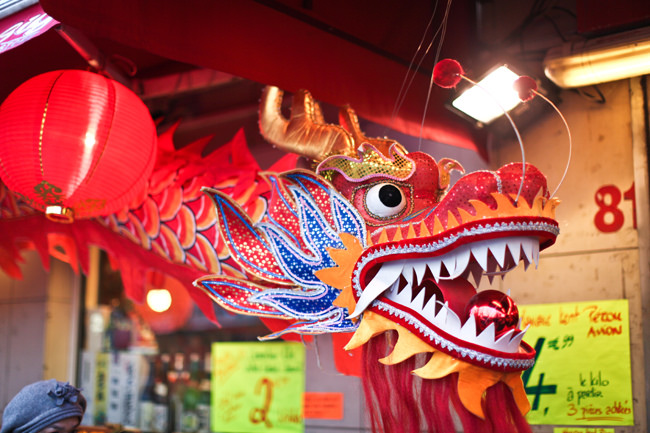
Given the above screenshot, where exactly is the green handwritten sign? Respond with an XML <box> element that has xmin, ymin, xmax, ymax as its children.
<box><xmin>211</xmin><ymin>342</ymin><xmax>305</xmax><ymax>433</ymax></box>
<box><xmin>520</xmin><ymin>299</ymin><xmax>633</xmax><ymax>425</ymax></box>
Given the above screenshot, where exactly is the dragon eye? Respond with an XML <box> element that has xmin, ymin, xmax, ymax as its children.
<box><xmin>365</xmin><ymin>183</ymin><xmax>406</xmax><ymax>218</ymax></box>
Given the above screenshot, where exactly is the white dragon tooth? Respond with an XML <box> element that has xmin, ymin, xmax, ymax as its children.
<box><xmin>508</xmin><ymin>325</ymin><xmax>529</xmax><ymax>349</ymax></box>
<box><xmin>389</xmin><ymin>279</ymin><xmax>413</xmax><ymax>304</ymax></box>
<box><xmin>402</xmin><ymin>263</ymin><xmax>415</xmax><ymax>287</ymax></box>
<box><xmin>388</xmin><ymin>278</ymin><xmax>401</xmax><ymax>295</ymax></box>
<box><xmin>427</xmin><ymin>258</ymin><xmax>442</xmax><ymax>282</ymax></box>
<box><xmin>475</xmin><ymin>322</ymin><xmax>497</xmax><ymax>346</ymax></box>
<box><xmin>413</xmin><ymin>260</ymin><xmax>427</xmax><ymax>285</ymax></box>
<box><xmin>442</xmin><ymin>255</ymin><xmax>456</xmax><ymax>278</ymax></box>
<box><xmin>506</xmin><ymin>238</ymin><xmax>522</xmax><ymax>264</ymax></box>
<box><xmin>432</xmin><ymin>301</ymin><xmax>448</xmax><ymax>327</ymax></box>
<box><xmin>423</xmin><ymin>293</ymin><xmax>438</xmax><ymax>317</ymax></box>
<box><xmin>506</xmin><ymin>331</ymin><xmax>523</xmax><ymax>352</ymax></box>
<box><xmin>459</xmin><ymin>315</ymin><xmax>478</xmax><ymax>340</ymax></box>
<box><xmin>521</xmin><ymin>239</ymin><xmax>534</xmax><ymax>266</ymax></box>
<box><xmin>349</xmin><ymin>260</ymin><xmax>404</xmax><ymax>318</ymax></box>
<box><xmin>507</xmin><ymin>288</ymin><xmax>512</xmax><ymax>296</ymax></box>
<box><xmin>444</xmin><ymin>305</ymin><xmax>463</xmax><ymax>331</ymax></box>
<box><xmin>471</xmin><ymin>241</ymin><xmax>489</xmax><ymax>271</ymax></box>
<box><xmin>494</xmin><ymin>328</ymin><xmax>517</xmax><ymax>352</ymax></box>
<box><xmin>412</xmin><ymin>287</ymin><xmax>427</xmax><ymax>312</ymax></box>
<box><xmin>533</xmin><ymin>243</ymin><xmax>540</xmax><ymax>268</ymax></box>
<box><xmin>395</xmin><ymin>278</ymin><xmax>413</xmax><ymax>305</ymax></box>
<box><xmin>489</xmin><ymin>240</ymin><xmax>507</xmax><ymax>268</ymax></box>
<box><xmin>449</xmin><ymin>247</ymin><xmax>471</xmax><ymax>279</ymax></box>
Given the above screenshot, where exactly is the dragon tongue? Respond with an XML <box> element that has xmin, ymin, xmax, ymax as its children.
<box><xmin>433</xmin><ymin>277</ymin><xmax>477</xmax><ymax>324</ymax></box>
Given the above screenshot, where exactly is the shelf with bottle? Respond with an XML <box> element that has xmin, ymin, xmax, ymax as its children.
<box><xmin>136</xmin><ymin>351</ymin><xmax>213</xmax><ymax>433</ymax></box>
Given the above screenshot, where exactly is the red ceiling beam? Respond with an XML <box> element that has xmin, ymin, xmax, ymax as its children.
<box><xmin>40</xmin><ymin>0</ymin><xmax>486</xmax><ymax>158</ymax></box>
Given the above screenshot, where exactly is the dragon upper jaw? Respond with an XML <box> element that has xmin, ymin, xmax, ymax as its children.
<box><xmin>350</xmin><ymin>235</ymin><xmax>541</xmax><ymax>318</ymax></box>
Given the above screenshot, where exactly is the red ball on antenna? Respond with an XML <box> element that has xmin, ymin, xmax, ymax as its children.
<box><xmin>513</xmin><ymin>76</ymin><xmax>538</xmax><ymax>102</ymax></box>
<box><xmin>433</xmin><ymin>59</ymin><xmax>464</xmax><ymax>88</ymax></box>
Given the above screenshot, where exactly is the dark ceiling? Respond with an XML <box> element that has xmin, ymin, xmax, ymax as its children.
<box><xmin>1</xmin><ymin>0</ymin><xmax>650</xmax><ymax>163</ymax></box>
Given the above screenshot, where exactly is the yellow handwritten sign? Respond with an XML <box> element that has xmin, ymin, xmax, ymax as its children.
<box><xmin>553</xmin><ymin>428</ymin><xmax>615</xmax><ymax>433</ymax></box>
<box><xmin>211</xmin><ymin>342</ymin><xmax>305</xmax><ymax>433</ymax></box>
<box><xmin>520</xmin><ymin>299</ymin><xmax>633</xmax><ymax>425</ymax></box>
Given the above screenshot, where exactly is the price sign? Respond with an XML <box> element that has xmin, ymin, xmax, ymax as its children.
<box><xmin>520</xmin><ymin>299</ymin><xmax>633</xmax><ymax>425</ymax></box>
<box><xmin>212</xmin><ymin>342</ymin><xmax>305</xmax><ymax>433</ymax></box>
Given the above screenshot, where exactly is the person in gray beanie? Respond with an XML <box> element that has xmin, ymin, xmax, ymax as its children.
<box><xmin>0</xmin><ymin>379</ymin><xmax>86</xmax><ymax>433</ymax></box>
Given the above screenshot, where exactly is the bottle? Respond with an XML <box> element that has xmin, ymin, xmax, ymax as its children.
<box><xmin>152</xmin><ymin>354</ymin><xmax>171</xmax><ymax>433</ymax></box>
<box><xmin>180</xmin><ymin>353</ymin><xmax>201</xmax><ymax>433</ymax></box>
<box><xmin>196</xmin><ymin>353</ymin><xmax>211</xmax><ymax>433</ymax></box>
<box><xmin>138</xmin><ymin>357</ymin><xmax>156</xmax><ymax>432</ymax></box>
<box><xmin>170</xmin><ymin>353</ymin><xmax>188</xmax><ymax>433</ymax></box>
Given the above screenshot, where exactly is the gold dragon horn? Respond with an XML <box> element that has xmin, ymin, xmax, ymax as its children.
<box><xmin>437</xmin><ymin>158</ymin><xmax>465</xmax><ymax>191</ymax></box>
<box><xmin>338</xmin><ymin>105</ymin><xmax>408</xmax><ymax>157</ymax></box>
<box><xmin>259</xmin><ymin>86</ymin><xmax>358</xmax><ymax>161</ymax></box>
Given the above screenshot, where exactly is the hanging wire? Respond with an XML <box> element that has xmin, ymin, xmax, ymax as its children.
<box><xmin>311</xmin><ymin>334</ymin><xmax>323</xmax><ymax>370</ymax></box>
<box><xmin>418</xmin><ymin>0</ymin><xmax>453</xmax><ymax>150</ymax></box>
<box><xmin>534</xmin><ymin>90</ymin><xmax>572</xmax><ymax>198</ymax></box>
<box><xmin>307</xmin><ymin>335</ymin><xmax>347</xmax><ymax>376</ymax></box>
<box><xmin>459</xmin><ymin>75</ymin><xmax>527</xmax><ymax>204</ymax></box>
<box><xmin>388</xmin><ymin>2</ymin><xmax>439</xmax><ymax>131</ymax></box>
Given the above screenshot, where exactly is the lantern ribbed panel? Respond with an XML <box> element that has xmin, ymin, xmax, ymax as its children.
<box><xmin>0</xmin><ymin>70</ymin><xmax>157</xmax><ymax>218</ymax></box>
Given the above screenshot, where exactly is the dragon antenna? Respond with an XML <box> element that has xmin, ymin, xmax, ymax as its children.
<box><xmin>514</xmin><ymin>77</ymin><xmax>573</xmax><ymax>198</ymax></box>
<box><xmin>433</xmin><ymin>59</ymin><xmax>527</xmax><ymax>204</ymax></box>
<box><xmin>434</xmin><ymin>59</ymin><xmax>572</xmax><ymax>202</ymax></box>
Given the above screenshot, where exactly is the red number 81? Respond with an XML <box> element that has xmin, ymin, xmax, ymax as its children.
<box><xmin>594</xmin><ymin>183</ymin><xmax>636</xmax><ymax>233</ymax></box>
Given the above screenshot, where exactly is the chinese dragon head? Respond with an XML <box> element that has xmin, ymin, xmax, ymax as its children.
<box><xmin>197</xmin><ymin>86</ymin><xmax>560</xmax><ymax>433</ymax></box>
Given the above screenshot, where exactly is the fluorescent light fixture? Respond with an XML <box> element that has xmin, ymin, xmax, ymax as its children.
<box><xmin>544</xmin><ymin>26</ymin><xmax>650</xmax><ymax>88</ymax></box>
<box><xmin>0</xmin><ymin>0</ymin><xmax>37</xmax><ymax>20</ymax></box>
<box><xmin>451</xmin><ymin>65</ymin><xmax>522</xmax><ymax>124</ymax></box>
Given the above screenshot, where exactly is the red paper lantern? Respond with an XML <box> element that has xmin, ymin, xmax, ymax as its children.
<box><xmin>0</xmin><ymin>70</ymin><xmax>157</xmax><ymax>222</ymax></box>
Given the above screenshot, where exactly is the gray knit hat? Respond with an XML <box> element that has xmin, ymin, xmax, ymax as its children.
<box><xmin>1</xmin><ymin>380</ymin><xmax>86</xmax><ymax>433</ymax></box>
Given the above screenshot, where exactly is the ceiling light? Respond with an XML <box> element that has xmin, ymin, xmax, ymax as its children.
<box><xmin>544</xmin><ymin>26</ymin><xmax>650</xmax><ymax>88</ymax></box>
<box><xmin>451</xmin><ymin>65</ymin><xmax>522</xmax><ymax>124</ymax></box>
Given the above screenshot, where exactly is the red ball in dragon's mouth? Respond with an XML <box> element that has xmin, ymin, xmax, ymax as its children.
<box><xmin>466</xmin><ymin>290</ymin><xmax>519</xmax><ymax>339</ymax></box>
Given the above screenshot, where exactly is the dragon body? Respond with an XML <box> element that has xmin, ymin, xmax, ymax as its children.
<box><xmin>0</xmin><ymin>126</ymin><xmax>293</xmax><ymax>322</ymax></box>
<box><xmin>0</xmin><ymin>84</ymin><xmax>560</xmax><ymax>432</ymax></box>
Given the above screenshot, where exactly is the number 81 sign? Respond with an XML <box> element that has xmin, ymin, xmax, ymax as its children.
<box><xmin>593</xmin><ymin>183</ymin><xmax>636</xmax><ymax>233</ymax></box>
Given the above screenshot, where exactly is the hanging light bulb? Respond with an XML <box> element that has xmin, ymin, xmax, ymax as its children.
<box><xmin>146</xmin><ymin>289</ymin><xmax>173</xmax><ymax>313</ymax></box>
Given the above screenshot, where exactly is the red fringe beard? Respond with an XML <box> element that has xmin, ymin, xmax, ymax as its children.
<box><xmin>361</xmin><ymin>332</ymin><xmax>533</xmax><ymax>433</ymax></box>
